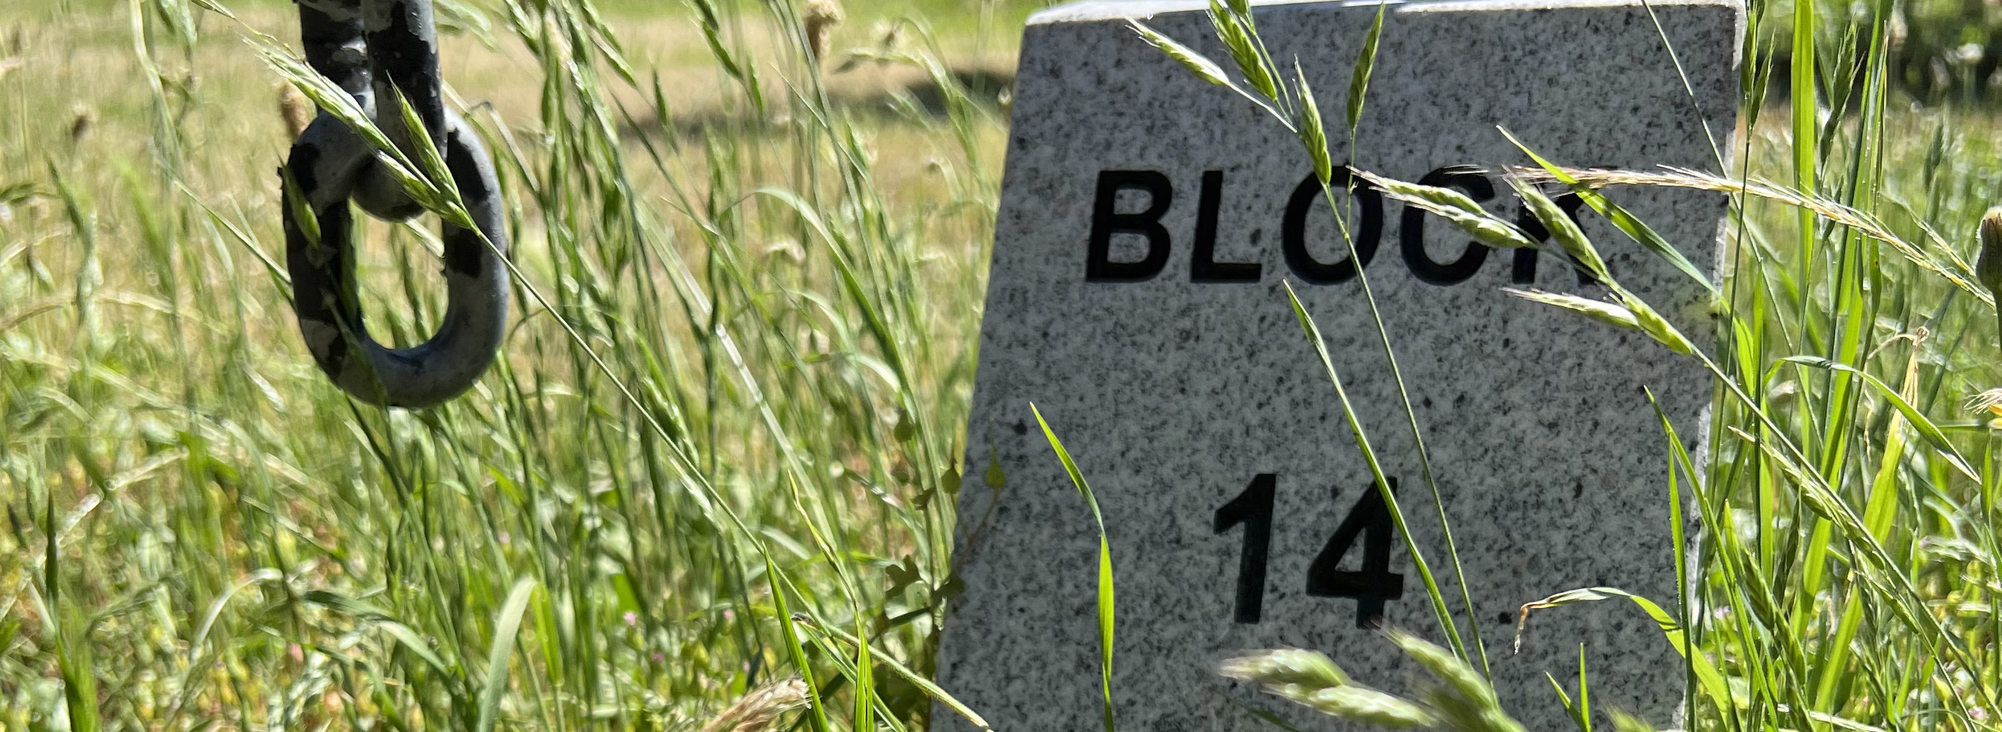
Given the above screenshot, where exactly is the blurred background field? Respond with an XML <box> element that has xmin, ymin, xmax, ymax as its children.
<box><xmin>12</xmin><ymin>0</ymin><xmax>2002</xmax><ymax>729</ymax></box>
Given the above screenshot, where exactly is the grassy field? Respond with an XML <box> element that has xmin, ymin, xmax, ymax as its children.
<box><xmin>3</xmin><ymin>0</ymin><xmax>1025</xmax><ymax>728</ymax></box>
<box><xmin>7</xmin><ymin>0</ymin><xmax>2002</xmax><ymax>729</ymax></box>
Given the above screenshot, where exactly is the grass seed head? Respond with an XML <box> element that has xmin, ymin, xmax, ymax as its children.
<box><xmin>1503</xmin><ymin>288</ymin><xmax>1640</xmax><ymax>330</ymax></box>
<box><xmin>1209</xmin><ymin>1</ymin><xmax>1276</xmax><ymax>101</ymax></box>
<box><xmin>1295</xmin><ymin>69</ymin><xmax>1332</xmax><ymax>184</ymax></box>
<box><xmin>804</xmin><ymin>0</ymin><xmax>843</xmax><ymax>64</ymax></box>
<box><xmin>1618</xmin><ymin>291</ymin><xmax>1700</xmax><ymax>356</ymax></box>
<box><xmin>1388</xmin><ymin>632</ymin><xmax>1529</xmax><ymax>732</ymax></box>
<box><xmin>280</xmin><ymin>84</ymin><xmax>313</xmax><ymax>138</ymax></box>
<box><xmin>1512</xmin><ymin>177</ymin><xmax>1605</xmax><ymax>277</ymax></box>
<box><xmin>1222</xmin><ymin>648</ymin><xmax>1436</xmax><ymax>729</ymax></box>
<box><xmin>1356</xmin><ymin>169</ymin><xmax>1538</xmax><ymax>249</ymax></box>
<box><xmin>1219</xmin><ymin>648</ymin><xmax>1352</xmax><ymax>690</ymax></box>
<box><xmin>1300</xmin><ymin>686</ymin><xmax>1439</xmax><ymax>729</ymax></box>
<box><xmin>1978</xmin><ymin>207</ymin><xmax>2002</xmax><ymax>296</ymax></box>
<box><xmin>1388</xmin><ymin>630</ymin><xmax>1498</xmax><ymax>709</ymax></box>
<box><xmin>700</xmin><ymin>678</ymin><xmax>810</xmax><ymax>732</ymax></box>
<box><xmin>1967</xmin><ymin>387</ymin><xmax>2002</xmax><ymax>413</ymax></box>
<box><xmin>1129</xmin><ymin>20</ymin><xmax>1232</xmax><ymax>89</ymax></box>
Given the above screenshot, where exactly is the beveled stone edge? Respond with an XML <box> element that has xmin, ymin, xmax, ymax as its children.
<box><xmin>1032</xmin><ymin>0</ymin><xmax>1745</xmax><ymax>26</ymax></box>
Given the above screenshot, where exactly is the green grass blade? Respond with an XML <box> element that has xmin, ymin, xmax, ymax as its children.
<box><xmin>769</xmin><ymin>557</ymin><xmax>834</xmax><ymax>732</ymax></box>
<box><xmin>1517</xmin><ymin>587</ymin><xmax>1730</xmax><ymax>709</ymax></box>
<box><xmin>808</xmin><ymin>623</ymin><xmax>995</xmax><ymax>730</ymax></box>
<box><xmin>1574</xmin><ymin>645</ymin><xmax>1592</xmax><ymax>732</ymax></box>
<box><xmin>1281</xmin><ymin>282</ymin><xmax>1466</xmax><ymax>663</ymax></box>
<box><xmin>1031</xmin><ymin>404</ymin><xmax>1116</xmax><ymax>732</ymax></box>
<box><xmin>1498</xmin><ymin>128</ymin><xmax>1718</xmax><ymax>294</ymax></box>
<box><xmin>1779</xmin><ymin>356</ymin><xmax>1978</xmax><ymax>480</ymax></box>
<box><xmin>1642</xmin><ymin>389</ymin><xmax>1705</xmax><ymax>729</ymax></box>
<box><xmin>475</xmin><ymin>577</ymin><xmax>537</xmax><ymax>732</ymax></box>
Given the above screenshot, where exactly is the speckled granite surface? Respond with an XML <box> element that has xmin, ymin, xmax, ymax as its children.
<box><xmin>935</xmin><ymin>1</ymin><xmax>1741</xmax><ymax>729</ymax></box>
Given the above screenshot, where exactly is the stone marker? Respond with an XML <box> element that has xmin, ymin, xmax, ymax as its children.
<box><xmin>934</xmin><ymin>0</ymin><xmax>1741</xmax><ymax>729</ymax></box>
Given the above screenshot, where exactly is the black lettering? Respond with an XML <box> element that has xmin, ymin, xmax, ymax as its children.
<box><xmin>1282</xmin><ymin>168</ymin><xmax>1383</xmax><ymax>285</ymax></box>
<box><xmin>1087</xmin><ymin>170</ymin><xmax>1173</xmax><ymax>282</ymax></box>
<box><xmin>1401</xmin><ymin>167</ymin><xmax>1495</xmax><ymax>286</ymax></box>
<box><xmin>1307</xmin><ymin>477</ymin><xmax>1405</xmax><ymax>629</ymax></box>
<box><xmin>1215</xmin><ymin>473</ymin><xmax>1276</xmax><ymax>624</ymax></box>
<box><xmin>1191</xmin><ymin>170</ymin><xmax>1261</xmax><ymax>282</ymax></box>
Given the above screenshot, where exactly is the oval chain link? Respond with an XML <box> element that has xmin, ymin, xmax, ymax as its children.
<box><xmin>283</xmin><ymin>0</ymin><xmax>510</xmax><ymax>408</ymax></box>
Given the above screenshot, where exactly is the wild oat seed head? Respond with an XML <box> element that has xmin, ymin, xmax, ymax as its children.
<box><xmin>1977</xmin><ymin>207</ymin><xmax>2002</xmax><ymax>294</ymax></box>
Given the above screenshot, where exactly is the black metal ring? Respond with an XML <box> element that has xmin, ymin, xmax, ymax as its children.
<box><xmin>282</xmin><ymin>109</ymin><xmax>510</xmax><ymax>408</ymax></box>
<box><xmin>286</xmin><ymin>0</ymin><xmax>507</xmax><ymax>407</ymax></box>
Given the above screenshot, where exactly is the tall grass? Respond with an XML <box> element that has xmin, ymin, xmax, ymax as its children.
<box><xmin>0</xmin><ymin>0</ymin><xmax>1012</xmax><ymax>728</ymax></box>
<box><xmin>13</xmin><ymin>0</ymin><xmax>2002</xmax><ymax>728</ymax></box>
<box><xmin>1157</xmin><ymin>0</ymin><xmax>2002</xmax><ymax>730</ymax></box>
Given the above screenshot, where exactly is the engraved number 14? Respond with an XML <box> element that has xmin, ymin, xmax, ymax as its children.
<box><xmin>1213</xmin><ymin>473</ymin><xmax>1405</xmax><ymax>628</ymax></box>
